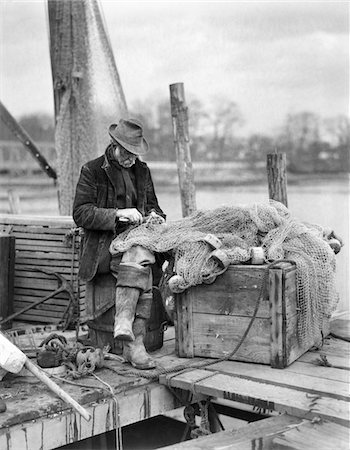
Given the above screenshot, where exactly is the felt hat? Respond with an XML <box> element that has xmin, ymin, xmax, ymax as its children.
<box><xmin>108</xmin><ymin>118</ymin><xmax>149</xmax><ymax>155</ymax></box>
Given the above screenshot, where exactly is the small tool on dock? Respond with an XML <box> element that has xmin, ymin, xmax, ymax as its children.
<box><xmin>0</xmin><ymin>331</ymin><xmax>91</xmax><ymax>421</ymax></box>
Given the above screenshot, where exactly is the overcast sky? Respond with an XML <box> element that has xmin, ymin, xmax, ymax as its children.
<box><xmin>0</xmin><ymin>0</ymin><xmax>348</xmax><ymax>135</ymax></box>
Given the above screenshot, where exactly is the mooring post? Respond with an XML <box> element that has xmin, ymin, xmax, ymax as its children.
<box><xmin>266</xmin><ymin>152</ymin><xmax>288</xmax><ymax>207</ymax></box>
<box><xmin>0</xmin><ymin>235</ymin><xmax>15</xmax><ymax>330</ymax></box>
<box><xmin>169</xmin><ymin>82</ymin><xmax>197</xmax><ymax>217</ymax></box>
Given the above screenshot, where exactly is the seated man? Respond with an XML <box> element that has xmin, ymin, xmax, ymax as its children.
<box><xmin>73</xmin><ymin>118</ymin><xmax>165</xmax><ymax>369</ymax></box>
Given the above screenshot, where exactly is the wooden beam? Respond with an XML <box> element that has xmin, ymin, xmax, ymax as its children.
<box><xmin>266</xmin><ymin>152</ymin><xmax>288</xmax><ymax>207</ymax></box>
<box><xmin>169</xmin><ymin>83</ymin><xmax>197</xmax><ymax>217</ymax></box>
<box><xmin>0</xmin><ymin>235</ymin><xmax>15</xmax><ymax>330</ymax></box>
<box><xmin>0</xmin><ymin>101</ymin><xmax>57</xmax><ymax>180</ymax></box>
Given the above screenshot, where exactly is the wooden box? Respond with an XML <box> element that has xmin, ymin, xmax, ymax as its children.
<box><xmin>175</xmin><ymin>262</ymin><xmax>323</xmax><ymax>368</ymax></box>
<box><xmin>0</xmin><ymin>215</ymin><xmax>85</xmax><ymax>325</ymax></box>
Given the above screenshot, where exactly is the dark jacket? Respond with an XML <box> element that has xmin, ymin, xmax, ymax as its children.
<box><xmin>73</xmin><ymin>152</ymin><xmax>164</xmax><ymax>281</ymax></box>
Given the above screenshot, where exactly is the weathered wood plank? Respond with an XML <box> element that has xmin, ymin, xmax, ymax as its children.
<box><xmin>11</xmin><ymin>232</ymin><xmax>69</xmax><ymax>241</ymax></box>
<box><xmin>15</xmin><ymin>301</ymin><xmax>68</xmax><ymax>313</ymax></box>
<box><xmin>298</xmin><ymin>351</ymin><xmax>350</xmax><ymax>370</ymax></box>
<box><xmin>15</xmin><ymin>237</ymin><xmax>78</xmax><ymax>246</ymax></box>
<box><xmin>0</xmin><ymin>381</ymin><xmax>176</xmax><ymax>450</ymax></box>
<box><xmin>176</xmin><ymin>290</ymin><xmax>194</xmax><ymax>358</ymax></box>
<box><xmin>192</xmin><ymin>313</ymin><xmax>271</xmax><ymax>364</ymax></box>
<box><xmin>269</xmin><ymin>266</ymin><xmax>284</xmax><ymax>367</ymax></box>
<box><xmin>284</xmin><ymin>360</ymin><xmax>349</xmax><ymax>383</ymax></box>
<box><xmin>15</xmin><ymin>270</ymin><xmax>76</xmax><ymax>279</ymax></box>
<box><xmin>321</xmin><ymin>336</ymin><xmax>350</xmax><ymax>358</ymax></box>
<box><xmin>14</xmin><ymin>290</ymin><xmax>73</xmax><ymax>301</ymax></box>
<box><xmin>14</xmin><ymin>307</ymin><xmax>64</xmax><ymax>319</ymax></box>
<box><xmin>16</xmin><ymin>250</ymin><xmax>79</xmax><ymax>261</ymax></box>
<box><xmin>160</xmin><ymin>415</ymin><xmax>349</xmax><ymax>450</ymax></box>
<box><xmin>15</xmin><ymin>264</ymin><xmax>79</xmax><ymax>275</ymax></box>
<box><xmin>207</xmin><ymin>360</ymin><xmax>349</xmax><ymax>401</ymax></box>
<box><xmin>0</xmin><ymin>235</ymin><xmax>15</xmax><ymax>330</ymax></box>
<box><xmin>15</xmin><ymin>277</ymin><xmax>74</xmax><ymax>291</ymax></box>
<box><xmin>15</xmin><ymin>243</ymin><xmax>77</xmax><ymax>254</ymax></box>
<box><xmin>190</xmin><ymin>266</ymin><xmax>270</xmax><ymax>318</ymax></box>
<box><xmin>159</xmin><ymin>369</ymin><xmax>350</xmax><ymax>426</ymax></box>
<box><xmin>15</xmin><ymin>258</ymin><xmax>77</xmax><ymax>268</ymax></box>
<box><xmin>0</xmin><ymin>214</ymin><xmax>74</xmax><ymax>226</ymax></box>
<box><xmin>9</xmin><ymin>227</ymin><xmax>72</xmax><ymax>236</ymax></box>
<box><xmin>271</xmin><ymin>419</ymin><xmax>350</xmax><ymax>450</ymax></box>
<box><xmin>12</xmin><ymin>313</ymin><xmax>61</xmax><ymax>323</ymax></box>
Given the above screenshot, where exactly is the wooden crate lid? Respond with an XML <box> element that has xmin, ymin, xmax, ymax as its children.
<box><xmin>0</xmin><ymin>214</ymin><xmax>75</xmax><ymax>228</ymax></box>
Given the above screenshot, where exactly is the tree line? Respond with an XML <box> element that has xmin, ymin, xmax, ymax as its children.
<box><xmin>0</xmin><ymin>98</ymin><xmax>348</xmax><ymax>173</ymax></box>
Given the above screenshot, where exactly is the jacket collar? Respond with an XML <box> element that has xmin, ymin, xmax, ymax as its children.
<box><xmin>102</xmin><ymin>148</ymin><xmax>148</xmax><ymax>215</ymax></box>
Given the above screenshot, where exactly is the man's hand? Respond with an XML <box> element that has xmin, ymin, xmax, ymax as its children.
<box><xmin>117</xmin><ymin>208</ymin><xmax>143</xmax><ymax>225</ymax></box>
<box><xmin>148</xmin><ymin>211</ymin><xmax>165</xmax><ymax>224</ymax></box>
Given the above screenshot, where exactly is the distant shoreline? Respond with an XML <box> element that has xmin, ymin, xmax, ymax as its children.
<box><xmin>0</xmin><ymin>166</ymin><xmax>348</xmax><ymax>187</ymax></box>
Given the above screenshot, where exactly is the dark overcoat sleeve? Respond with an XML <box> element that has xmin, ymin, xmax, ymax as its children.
<box><xmin>73</xmin><ymin>165</ymin><xmax>118</xmax><ymax>230</ymax></box>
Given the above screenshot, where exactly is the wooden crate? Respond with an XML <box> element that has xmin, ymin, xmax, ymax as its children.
<box><xmin>175</xmin><ymin>262</ymin><xmax>325</xmax><ymax>368</ymax></box>
<box><xmin>0</xmin><ymin>215</ymin><xmax>85</xmax><ymax>325</ymax></box>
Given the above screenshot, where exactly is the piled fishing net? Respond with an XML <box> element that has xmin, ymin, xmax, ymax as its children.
<box><xmin>49</xmin><ymin>0</ymin><xmax>127</xmax><ymax>214</ymax></box>
<box><xmin>110</xmin><ymin>201</ymin><xmax>340</xmax><ymax>348</ymax></box>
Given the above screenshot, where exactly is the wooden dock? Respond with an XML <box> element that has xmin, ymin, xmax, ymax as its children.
<box><xmin>0</xmin><ymin>320</ymin><xmax>349</xmax><ymax>449</ymax></box>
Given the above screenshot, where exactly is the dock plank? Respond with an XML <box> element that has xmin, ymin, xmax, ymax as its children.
<box><xmin>207</xmin><ymin>360</ymin><xmax>349</xmax><ymax>401</ymax></box>
<box><xmin>160</xmin><ymin>415</ymin><xmax>349</xmax><ymax>450</ymax></box>
<box><xmin>159</xmin><ymin>369</ymin><xmax>350</xmax><ymax>426</ymax></box>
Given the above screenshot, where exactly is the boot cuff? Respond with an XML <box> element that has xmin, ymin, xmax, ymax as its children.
<box><xmin>116</xmin><ymin>264</ymin><xmax>150</xmax><ymax>291</ymax></box>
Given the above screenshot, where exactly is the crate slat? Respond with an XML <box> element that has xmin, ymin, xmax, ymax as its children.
<box><xmin>176</xmin><ymin>263</ymin><xmax>325</xmax><ymax>368</ymax></box>
<box><xmin>0</xmin><ymin>214</ymin><xmax>84</xmax><ymax>325</ymax></box>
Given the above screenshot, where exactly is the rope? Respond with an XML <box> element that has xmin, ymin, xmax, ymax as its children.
<box><xmin>91</xmin><ymin>373</ymin><xmax>123</xmax><ymax>450</ymax></box>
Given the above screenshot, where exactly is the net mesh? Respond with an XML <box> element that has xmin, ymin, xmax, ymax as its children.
<box><xmin>110</xmin><ymin>201</ymin><xmax>339</xmax><ymax>347</ymax></box>
<box><xmin>50</xmin><ymin>0</ymin><xmax>127</xmax><ymax>215</ymax></box>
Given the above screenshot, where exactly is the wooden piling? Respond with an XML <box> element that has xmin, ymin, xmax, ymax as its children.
<box><xmin>169</xmin><ymin>83</ymin><xmax>197</xmax><ymax>217</ymax></box>
<box><xmin>0</xmin><ymin>235</ymin><xmax>15</xmax><ymax>330</ymax></box>
<box><xmin>266</xmin><ymin>153</ymin><xmax>288</xmax><ymax>207</ymax></box>
<box><xmin>7</xmin><ymin>190</ymin><xmax>21</xmax><ymax>214</ymax></box>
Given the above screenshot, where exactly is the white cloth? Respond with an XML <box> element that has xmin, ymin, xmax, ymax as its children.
<box><xmin>0</xmin><ymin>331</ymin><xmax>26</xmax><ymax>374</ymax></box>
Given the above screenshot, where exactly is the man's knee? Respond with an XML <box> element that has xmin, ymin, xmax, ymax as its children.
<box><xmin>121</xmin><ymin>245</ymin><xmax>155</xmax><ymax>266</ymax></box>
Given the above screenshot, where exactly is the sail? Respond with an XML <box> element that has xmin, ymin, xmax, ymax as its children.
<box><xmin>48</xmin><ymin>0</ymin><xmax>128</xmax><ymax>214</ymax></box>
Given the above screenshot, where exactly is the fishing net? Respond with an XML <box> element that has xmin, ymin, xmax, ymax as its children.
<box><xmin>110</xmin><ymin>201</ymin><xmax>340</xmax><ymax>347</ymax></box>
<box><xmin>49</xmin><ymin>0</ymin><xmax>127</xmax><ymax>215</ymax></box>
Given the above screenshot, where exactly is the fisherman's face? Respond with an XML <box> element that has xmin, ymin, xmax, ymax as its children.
<box><xmin>114</xmin><ymin>144</ymin><xmax>137</xmax><ymax>168</ymax></box>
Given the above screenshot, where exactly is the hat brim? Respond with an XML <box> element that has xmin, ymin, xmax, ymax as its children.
<box><xmin>109</xmin><ymin>124</ymin><xmax>149</xmax><ymax>156</ymax></box>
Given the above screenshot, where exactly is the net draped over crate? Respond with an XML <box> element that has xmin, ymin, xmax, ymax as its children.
<box><xmin>110</xmin><ymin>201</ymin><xmax>339</xmax><ymax>347</ymax></box>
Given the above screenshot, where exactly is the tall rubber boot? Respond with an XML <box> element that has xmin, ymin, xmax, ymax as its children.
<box><xmin>113</xmin><ymin>263</ymin><xmax>150</xmax><ymax>341</ymax></box>
<box><xmin>113</xmin><ymin>287</ymin><xmax>139</xmax><ymax>341</ymax></box>
<box><xmin>123</xmin><ymin>292</ymin><xmax>156</xmax><ymax>369</ymax></box>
